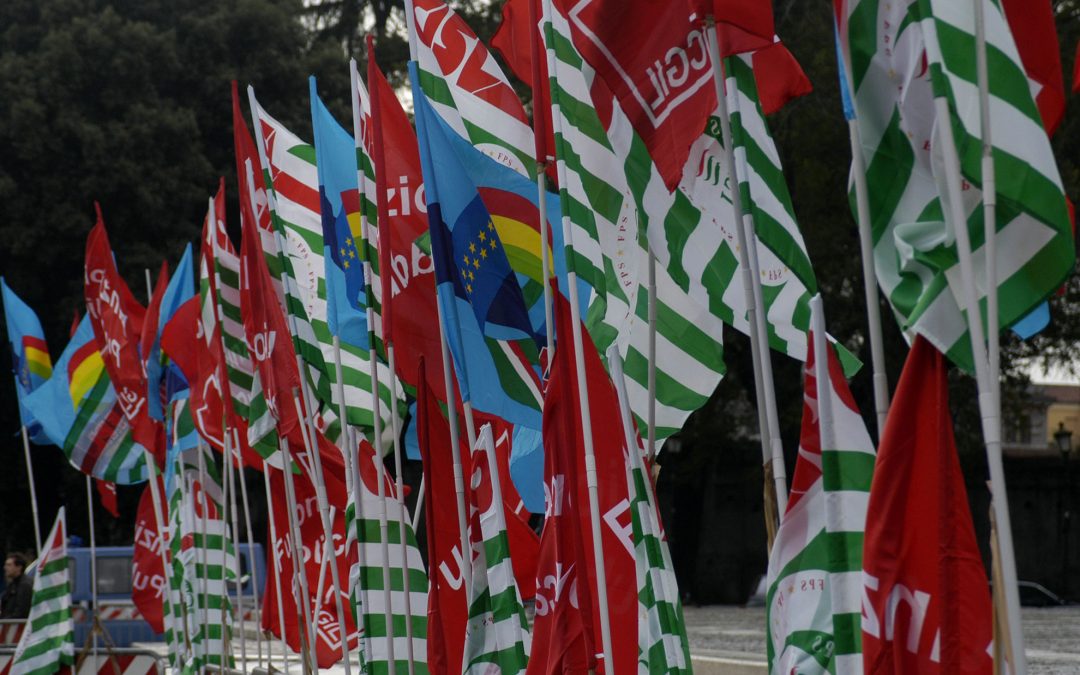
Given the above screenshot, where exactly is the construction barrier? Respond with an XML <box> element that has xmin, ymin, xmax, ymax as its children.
<box><xmin>0</xmin><ymin>648</ymin><xmax>165</xmax><ymax>675</ymax></box>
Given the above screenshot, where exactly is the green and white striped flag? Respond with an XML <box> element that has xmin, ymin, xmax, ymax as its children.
<box><xmin>346</xmin><ymin>439</ymin><xmax>429</xmax><ymax>674</ymax></box>
<box><xmin>201</xmin><ymin>204</ymin><xmax>277</xmax><ymax>455</ymax></box>
<box><xmin>544</xmin><ymin>6</ymin><xmax>728</xmax><ymax>441</ymax></box>
<box><xmin>645</xmin><ymin>47</ymin><xmax>857</xmax><ymax>372</ymax></box>
<box><xmin>837</xmin><ymin>0</ymin><xmax>1074</xmax><ymax>371</ymax></box>
<box><xmin>10</xmin><ymin>508</ymin><xmax>73</xmax><ymax>675</ymax></box>
<box><xmin>462</xmin><ymin>424</ymin><xmax>531</xmax><ymax>674</ymax></box>
<box><xmin>626</xmin><ymin>438</ymin><xmax>691</xmax><ymax>672</ymax></box>
<box><xmin>165</xmin><ymin>443</ymin><xmax>237</xmax><ymax>673</ymax></box>
<box><xmin>766</xmin><ymin>327</ymin><xmax>873</xmax><ymax>674</ymax></box>
<box><xmin>249</xmin><ymin>92</ymin><xmax>405</xmax><ymax>432</ymax></box>
<box><xmin>411</xmin><ymin>0</ymin><xmax>536</xmax><ymax>177</ymax></box>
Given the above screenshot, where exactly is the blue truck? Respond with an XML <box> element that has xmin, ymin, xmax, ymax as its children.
<box><xmin>66</xmin><ymin>544</ymin><xmax>266</xmax><ymax>647</ymax></box>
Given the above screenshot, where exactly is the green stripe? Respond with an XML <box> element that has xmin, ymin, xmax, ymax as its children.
<box><xmin>821</xmin><ymin>450</ymin><xmax>875</xmax><ymax>493</ymax></box>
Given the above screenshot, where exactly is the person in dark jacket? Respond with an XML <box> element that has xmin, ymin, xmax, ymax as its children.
<box><xmin>1</xmin><ymin>553</ymin><xmax>32</xmax><ymax>618</ymax></box>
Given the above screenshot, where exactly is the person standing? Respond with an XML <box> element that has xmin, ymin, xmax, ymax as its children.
<box><xmin>1</xmin><ymin>553</ymin><xmax>33</xmax><ymax>619</ymax></box>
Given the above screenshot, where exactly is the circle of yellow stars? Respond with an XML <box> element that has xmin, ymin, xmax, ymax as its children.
<box><xmin>460</xmin><ymin>220</ymin><xmax>500</xmax><ymax>295</ymax></box>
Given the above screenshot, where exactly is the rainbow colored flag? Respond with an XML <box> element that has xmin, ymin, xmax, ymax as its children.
<box><xmin>1</xmin><ymin>278</ymin><xmax>53</xmax><ymax>442</ymax></box>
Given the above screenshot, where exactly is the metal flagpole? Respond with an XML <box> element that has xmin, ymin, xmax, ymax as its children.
<box><xmin>20</xmin><ymin>426</ymin><xmax>42</xmax><ymax>557</ymax></box>
<box><xmin>290</xmin><ymin>390</ymin><xmax>353</xmax><ymax>675</ymax></box>
<box><xmin>647</xmin><ymin>252</ymin><xmax>658</xmax><ymax>460</ymax></box>
<box><xmin>194</xmin><ymin>443</ymin><xmax>215</xmax><ymax>667</ymax></box>
<box><xmin>704</xmin><ymin>16</ymin><xmax>787</xmax><ymax>526</ymax></box>
<box><xmin>541</xmin><ymin>0</ymin><xmax>614</xmax><ymax>666</ymax></box>
<box><xmin>345</xmin><ymin>68</ymin><xmax>397</xmax><ymax>674</ymax></box>
<box><xmin>85</xmin><ymin>475</ymin><xmax>99</xmax><ymax>663</ymax></box>
<box><xmin>262</xmin><ymin>461</ymin><xmax>292</xmax><ymax>673</ymax></box>
<box><xmin>387</xmin><ymin>344</ymin><xmax>417</xmax><ymax>675</ymax></box>
<box><xmin>846</xmin><ymin>118</ymin><xmax>890</xmax><ymax>436</ymax></box>
<box><xmin>280</xmin><ymin>437</ymin><xmax>318</xmax><ymax>674</ymax></box>
<box><xmin>401</xmin><ymin>0</ymin><xmax>474</xmax><ymax>607</ymax></box>
<box><xmin>208</xmin><ymin>196</ymin><xmax>247</xmax><ymax>671</ymax></box>
<box><xmin>234</xmin><ymin>432</ymin><xmax>264</xmax><ymax>669</ymax></box>
<box><xmin>933</xmin><ymin>93</ymin><xmax>1026</xmax><ymax>675</ymax></box>
<box><xmin>224</xmin><ymin>433</ymin><xmax>247</xmax><ymax>670</ymax></box>
<box><xmin>245</xmin><ymin>85</ymin><xmax>353</xmax><ymax>672</ymax></box>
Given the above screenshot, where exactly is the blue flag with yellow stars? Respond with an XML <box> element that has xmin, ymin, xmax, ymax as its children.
<box><xmin>310</xmin><ymin>77</ymin><xmax>369</xmax><ymax>350</ymax></box>
<box><xmin>1</xmin><ymin>278</ymin><xmax>52</xmax><ymax>443</ymax></box>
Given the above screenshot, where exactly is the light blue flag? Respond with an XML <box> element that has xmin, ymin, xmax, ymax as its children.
<box><xmin>310</xmin><ymin>76</ymin><xmax>370</xmax><ymax>349</ymax></box>
<box><xmin>1</xmin><ymin>278</ymin><xmax>52</xmax><ymax>443</ymax></box>
<box><xmin>146</xmin><ymin>244</ymin><xmax>194</xmax><ymax>421</ymax></box>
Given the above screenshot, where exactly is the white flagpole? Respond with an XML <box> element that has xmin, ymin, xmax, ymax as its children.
<box><xmin>261</xmin><ymin>461</ymin><xmax>292</xmax><ymax>673</ymax></box>
<box><xmin>933</xmin><ymin>93</ymin><xmax>1026</xmax><ymax>674</ymax></box>
<box><xmin>846</xmin><ymin>119</ymin><xmax>890</xmax><ymax>436</ymax></box>
<box><xmin>647</xmin><ymin>252</ymin><xmax>658</xmax><ymax>459</ymax></box>
<box><xmin>246</xmin><ymin>84</ymin><xmax>353</xmax><ymax>672</ymax></box>
<box><xmin>386</xmin><ymin>344</ymin><xmax>417</xmax><ymax>675</ymax></box>
<box><xmin>290</xmin><ymin>390</ymin><xmax>353</xmax><ymax>675</ymax></box>
<box><xmin>84</xmin><ymin>474</ymin><xmax>99</xmax><ymax>662</ymax></box>
<box><xmin>704</xmin><ymin>17</ymin><xmax>787</xmax><ymax>520</ymax></box>
<box><xmin>280</xmin><ymin>436</ymin><xmax>318</xmax><ymax>673</ymax></box>
<box><xmin>400</xmin><ymin>0</ymin><xmax>474</xmax><ymax>606</ymax></box>
<box><xmin>194</xmin><ymin>443</ymin><xmax>213</xmax><ymax>666</ymax></box>
<box><xmin>233</xmin><ymin>431</ymin><xmax>264</xmax><ymax>669</ymax></box>
<box><xmin>207</xmin><ymin>195</ymin><xmax>246</xmax><ymax>670</ymax></box>
<box><xmin>541</xmin><ymin>0</ymin><xmax>614</xmax><ymax>666</ymax></box>
<box><xmin>18</xmin><ymin>426</ymin><xmax>42</xmax><ymax>557</ymax></box>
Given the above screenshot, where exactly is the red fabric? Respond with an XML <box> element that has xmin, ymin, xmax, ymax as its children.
<box><xmin>529</xmin><ymin>293</ymin><xmax>636</xmax><ymax>674</ymax></box>
<box><xmin>1001</xmin><ymin>0</ymin><xmax>1064</xmax><ymax>136</ymax></box>
<box><xmin>862</xmin><ymin>337</ymin><xmax>992</xmax><ymax>674</ymax></box>
<box><xmin>262</xmin><ymin>438</ymin><xmax>357</xmax><ymax>669</ymax></box>
<box><xmin>236</xmin><ymin>182</ymin><xmax>303</xmax><ymax>444</ymax></box>
<box><xmin>551</xmin><ymin>0</ymin><xmax>768</xmax><ymax>191</ymax></box>
<box><xmin>84</xmin><ymin>209</ymin><xmax>163</xmax><ymax>464</ymax></box>
<box><xmin>96</xmin><ymin>478</ymin><xmax>120</xmax><ymax>518</ymax></box>
<box><xmin>689</xmin><ymin>0</ymin><xmax>776</xmax><ymax>56</ymax></box>
<box><xmin>473</xmin><ymin>412</ymin><xmax>540</xmax><ymax>600</ymax></box>
<box><xmin>416</xmin><ymin>358</ymin><xmax>469</xmax><ymax>673</ymax></box>
<box><xmin>366</xmin><ymin>49</ymin><xmax>456</xmax><ymax>408</ymax></box>
<box><xmin>131</xmin><ymin>479</ymin><xmax>166</xmax><ymax>633</ymax></box>
<box><xmin>492</xmin><ymin>0</ymin><xmax>557</xmax><ymax>182</ymax></box>
<box><xmin>751</xmin><ymin>41</ymin><xmax>812</xmax><ymax>115</ymax></box>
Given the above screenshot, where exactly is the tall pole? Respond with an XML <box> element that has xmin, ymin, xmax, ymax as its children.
<box><xmin>20</xmin><ymin>426</ymin><xmax>42</xmax><ymax>557</ymax></box>
<box><xmin>85</xmin><ymin>475</ymin><xmax>98</xmax><ymax>662</ymax></box>
<box><xmin>846</xmin><ymin>119</ymin><xmax>890</xmax><ymax>436</ymax></box>
<box><xmin>233</xmin><ymin>433</ymin><xmax>264</xmax><ymax>669</ymax></box>
<box><xmin>281</xmin><ymin>437</ymin><xmax>318</xmax><ymax>673</ymax></box>
<box><xmin>400</xmin><ymin>0</ymin><xmax>473</xmax><ymax>605</ymax></box>
<box><xmin>387</xmin><ymin>344</ymin><xmax>417</xmax><ymax>675</ymax></box>
<box><xmin>262</xmin><ymin>462</ymin><xmax>292</xmax><ymax>673</ymax></box>
<box><xmin>933</xmin><ymin>94</ymin><xmax>1026</xmax><ymax>675</ymax></box>
<box><xmin>704</xmin><ymin>17</ymin><xmax>787</xmax><ymax>522</ymax></box>
<box><xmin>542</xmin><ymin>0</ymin><xmax>614</xmax><ymax>666</ymax></box>
<box><xmin>647</xmin><ymin>252</ymin><xmax>658</xmax><ymax>459</ymax></box>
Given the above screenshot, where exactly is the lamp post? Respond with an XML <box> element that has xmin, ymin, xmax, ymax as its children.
<box><xmin>1054</xmin><ymin>422</ymin><xmax>1073</xmax><ymax>600</ymax></box>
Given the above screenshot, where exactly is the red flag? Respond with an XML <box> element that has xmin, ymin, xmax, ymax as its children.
<box><xmin>238</xmin><ymin>187</ymin><xmax>302</xmax><ymax>442</ymax></box>
<box><xmin>365</xmin><ymin>49</ymin><xmax>454</xmax><ymax>406</ymax></box>
<box><xmin>262</xmin><ymin>437</ymin><xmax>357</xmax><ymax>668</ymax></box>
<box><xmin>473</xmin><ymin>412</ymin><xmax>540</xmax><ymax>600</ymax></box>
<box><xmin>862</xmin><ymin>337</ymin><xmax>992</xmax><ymax>674</ymax></box>
<box><xmin>530</xmin><ymin>293</ymin><xmax>637</xmax><ymax>674</ymax></box>
<box><xmin>751</xmin><ymin>41</ymin><xmax>812</xmax><ymax>115</ymax></box>
<box><xmin>1001</xmin><ymin>0</ymin><xmax>1065</xmax><ymax>136</ymax></box>
<box><xmin>131</xmin><ymin>479</ymin><xmax>167</xmax><ymax>633</ymax></box>
<box><xmin>491</xmin><ymin>0</ymin><xmax>558</xmax><ymax>182</ymax></box>
<box><xmin>553</xmin><ymin>0</ymin><xmax>772</xmax><ymax>190</ymax></box>
<box><xmin>416</xmin><ymin>358</ymin><xmax>468</xmax><ymax>673</ymax></box>
<box><xmin>84</xmin><ymin>208</ymin><xmax>163</xmax><ymax>462</ymax></box>
<box><xmin>95</xmin><ymin>478</ymin><xmax>119</xmax><ymax>518</ymax></box>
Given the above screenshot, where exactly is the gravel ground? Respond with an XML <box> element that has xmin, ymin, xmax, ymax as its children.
<box><xmin>683</xmin><ymin>604</ymin><xmax>1080</xmax><ymax>673</ymax></box>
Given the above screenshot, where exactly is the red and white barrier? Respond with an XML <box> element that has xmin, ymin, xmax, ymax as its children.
<box><xmin>0</xmin><ymin>653</ymin><xmax>162</xmax><ymax>675</ymax></box>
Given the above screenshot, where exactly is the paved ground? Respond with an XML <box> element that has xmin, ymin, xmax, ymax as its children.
<box><xmin>683</xmin><ymin>604</ymin><xmax>1080</xmax><ymax>674</ymax></box>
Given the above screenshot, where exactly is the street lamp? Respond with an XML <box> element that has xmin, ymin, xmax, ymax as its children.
<box><xmin>1055</xmin><ymin>422</ymin><xmax>1073</xmax><ymax>600</ymax></box>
